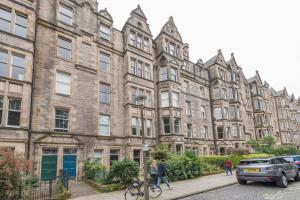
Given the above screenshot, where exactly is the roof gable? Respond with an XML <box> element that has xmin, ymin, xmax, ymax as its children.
<box><xmin>123</xmin><ymin>5</ymin><xmax>152</xmax><ymax>36</ymax></box>
<box><xmin>160</xmin><ymin>16</ymin><xmax>182</xmax><ymax>42</ymax></box>
<box><xmin>99</xmin><ymin>8</ymin><xmax>113</xmax><ymax>22</ymax></box>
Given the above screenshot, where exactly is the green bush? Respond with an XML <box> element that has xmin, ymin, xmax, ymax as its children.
<box><xmin>151</xmin><ymin>143</ymin><xmax>171</xmax><ymax>160</ymax></box>
<box><xmin>83</xmin><ymin>160</ymin><xmax>106</xmax><ymax>183</ymax></box>
<box><xmin>105</xmin><ymin>158</ymin><xmax>139</xmax><ymax>185</ymax></box>
<box><xmin>271</xmin><ymin>146</ymin><xmax>299</xmax><ymax>156</ymax></box>
<box><xmin>166</xmin><ymin>151</ymin><xmax>202</xmax><ymax>181</ymax></box>
<box><xmin>199</xmin><ymin>155</ymin><xmax>229</xmax><ymax>169</ymax></box>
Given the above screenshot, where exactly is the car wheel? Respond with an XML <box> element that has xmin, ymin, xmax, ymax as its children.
<box><xmin>237</xmin><ymin>179</ymin><xmax>247</xmax><ymax>185</ymax></box>
<box><xmin>276</xmin><ymin>174</ymin><xmax>288</xmax><ymax>188</ymax></box>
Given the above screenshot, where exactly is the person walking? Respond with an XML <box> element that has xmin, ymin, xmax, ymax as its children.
<box><xmin>150</xmin><ymin>160</ymin><xmax>158</xmax><ymax>185</ymax></box>
<box><xmin>157</xmin><ymin>159</ymin><xmax>172</xmax><ymax>190</ymax></box>
<box><xmin>224</xmin><ymin>158</ymin><xmax>233</xmax><ymax>176</ymax></box>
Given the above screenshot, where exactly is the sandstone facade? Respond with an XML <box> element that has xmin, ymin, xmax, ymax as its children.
<box><xmin>0</xmin><ymin>0</ymin><xmax>299</xmax><ymax>180</ymax></box>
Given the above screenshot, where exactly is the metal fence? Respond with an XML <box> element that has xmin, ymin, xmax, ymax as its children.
<box><xmin>0</xmin><ymin>170</ymin><xmax>69</xmax><ymax>200</ymax></box>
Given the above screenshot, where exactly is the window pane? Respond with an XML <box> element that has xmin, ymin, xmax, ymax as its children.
<box><xmin>9</xmin><ymin>99</ymin><xmax>21</xmax><ymax>110</ymax></box>
<box><xmin>59</xmin><ymin>5</ymin><xmax>73</xmax><ymax>24</ymax></box>
<box><xmin>100</xmin><ymin>83</ymin><xmax>110</xmax><ymax>103</ymax></box>
<box><xmin>94</xmin><ymin>149</ymin><xmax>103</xmax><ymax>162</ymax></box>
<box><xmin>56</xmin><ymin>72</ymin><xmax>70</xmax><ymax>95</ymax></box>
<box><xmin>174</xmin><ymin>118</ymin><xmax>180</xmax><ymax>134</ymax></box>
<box><xmin>172</xmin><ymin>92</ymin><xmax>179</xmax><ymax>107</ymax></box>
<box><xmin>59</xmin><ymin>38</ymin><xmax>72</xmax><ymax>49</ymax></box>
<box><xmin>100</xmin><ymin>25</ymin><xmax>110</xmax><ymax>40</ymax></box>
<box><xmin>170</xmin><ymin>68</ymin><xmax>177</xmax><ymax>81</ymax></box>
<box><xmin>163</xmin><ymin>117</ymin><xmax>170</xmax><ymax>134</ymax></box>
<box><xmin>161</xmin><ymin>91</ymin><xmax>169</xmax><ymax>107</ymax></box>
<box><xmin>132</xmin><ymin>117</ymin><xmax>137</xmax><ymax>135</ymax></box>
<box><xmin>99</xmin><ymin>115</ymin><xmax>110</xmax><ymax>136</ymax></box>
<box><xmin>15</xmin><ymin>15</ymin><xmax>27</xmax><ymax>37</ymax></box>
<box><xmin>0</xmin><ymin>51</ymin><xmax>8</xmax><ymax>77</ymax></box>
<box><xmin>144</xmin><ymin>64</ymin><xmax>150</xmax><ymax>79</ymax></box>
<box><xmin>15</xmin><ymin>26</ymin><xmax>27</xmax><ymax>37</ymax></box>
<box><xmin>7</xmin><ymin>111</ymin><xmax>20</xmax><ymax>126</ymax></box>
<box><xmin>146</xmin><ymin>119</ymin><xmax>151</xmax><ymax>137</ymax></box>
<box><xmin>0</xmin><ymin>8</ymin><xmax>11</xmax><ymax>32</ymax></box>
<box><xmin>110</xmin><ymin>149</ymin><xmax>119</xmax><ymax>166</ymax></box>
<box><xmin>0</xmin><ymin>8</ymin><xmax>11</xmax><ymax>20</ymax></box>
<box><xmin>58</xmin><ymin>38</ymin><xmax>72</xmax><ymax>61</ymax></box>
<box><xmin>8</xmin><ymin>99</ymin><xmax>21</xmax><ymax>126</ymax></box>
<box><xmin>100</xmin><ymin>53</ymin><xmax>110</xmax><ymax>72</ymax></box>
<box><xmin>12</xmin><ymin>55</ymin><xmax>25</xmax><ymax>80</ymax></box>
<box><xmin>160</xmin><ymin>66</ymin><xmax>167</xmax><ymax>81</ymax></box>
<box><xmin>129</xmin><ymin>32</ymin><xmax>136</xmax><ymax>46</ymax></box>
<box><xmin>55</xmin><ymin>109</ymin><xmax>69</xmax><ymax>132</ymax></box>
<box><xmin>11</xmin><ymin>66</ymin><xmax>24</xmax><ymax>80</ymax></box>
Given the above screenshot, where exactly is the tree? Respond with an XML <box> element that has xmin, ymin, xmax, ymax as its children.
<box><xmin>246</xmin><ymin>139</ymin><xmax>260</xmax><ymax>150</ymax></box>
<box><xmin>260</xmin><ymin>136</ymin><xmax>276</xmax><ymax>147</ymax></box>
<box><xmin>151</xmin><ymin>143</ymin><xmax>171</xmax><ymax>160</ymax></box>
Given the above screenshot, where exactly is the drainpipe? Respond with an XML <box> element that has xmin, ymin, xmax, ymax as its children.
<box><xmin>274</xmin><ymin>97</ymin><xmax>283</xmax><ymax>145</ymax></box>
<box><xmin>207</xmin><ymin>71</ymin><xmax>218</xmax><ymax>155</ymax></box>
<box><xmin>27</xmin><ymin>0</ymin><xmax>40</xmax><ymax>162</ymax></box>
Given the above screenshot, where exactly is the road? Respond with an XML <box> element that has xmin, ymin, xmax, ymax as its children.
<box><xmin>181</xmin><ymin>181</ymin><xmax>300</xmax><ymax>200</ymax></box>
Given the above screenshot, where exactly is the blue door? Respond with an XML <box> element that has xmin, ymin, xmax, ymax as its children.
<box><xmin>63</xmin><ymin>155</ymin><xmax>77</xmax><ymax>179</ymax></box>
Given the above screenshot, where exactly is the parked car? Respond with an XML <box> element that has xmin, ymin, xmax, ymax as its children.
<box><xmin>277</xmin><ymin>155</ymin><xmax>300</xmax><ymax>170</ymax></box>
<box><xmin>236</xmin><ymin>157</ymin><xmax>299</xmax><ymax>188</ymax></box>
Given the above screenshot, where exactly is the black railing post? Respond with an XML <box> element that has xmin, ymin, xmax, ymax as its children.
<box><xmin>49</xmin><ymin>178</ymin><xmax>52</xmax><ymax>200</ymax></box>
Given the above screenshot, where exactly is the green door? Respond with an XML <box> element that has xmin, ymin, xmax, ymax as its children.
<box><xmin>41</xmin><ymin>155</ymin><xmax>57</xmax><ymax>180</ymax></box>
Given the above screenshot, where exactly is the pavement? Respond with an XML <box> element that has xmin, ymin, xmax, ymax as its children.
<box><xmin>182</xmin><ymin>180</ymin><xmax>300</xmax><ymax>200</ymax></box>
<box><xmin>71</xmin><ymin>172</ymin><xmax>237</xmax><ymax>200</ymax></box>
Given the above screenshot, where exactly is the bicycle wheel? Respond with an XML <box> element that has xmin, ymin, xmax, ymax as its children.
<box><xmin>148</xmin><ymin>184</ymin><xmax>162</xmax><ymax>198</ymax></box>
<box><xmin>125</xmin><ymin>186</ymin><xmax>140</xmax><ymax>200</ymax></box>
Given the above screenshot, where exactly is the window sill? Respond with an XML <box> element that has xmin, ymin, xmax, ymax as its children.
<box><xmin>99</xmin><ymin>102</ymin><xmax>110</xmax><ymax>105</ymax></box>
<box><xmin>127</xmin><ymin>73</ymin><xmax>152</xmax><ymax>82</ymax></box>
<box><xmin>128</xmin><ymin>44</ymin><xmax>151</xmax><ymax>55</ymax></box>
<box><xmin>56</xmin><ymin>93</ymin><xmax>71</xmax><ymax>97</ymax></box>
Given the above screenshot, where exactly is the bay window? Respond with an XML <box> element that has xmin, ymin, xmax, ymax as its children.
<box><xmin>161</xmin><ymin>91</ymin><xmax>169</xmax><ymax>107</ymax></box>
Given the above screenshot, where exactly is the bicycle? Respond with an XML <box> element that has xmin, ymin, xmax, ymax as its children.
<box><xmin>124</xmin><ymin>178</ymin><xmax>162</xmax><ymax>200</ymax></box>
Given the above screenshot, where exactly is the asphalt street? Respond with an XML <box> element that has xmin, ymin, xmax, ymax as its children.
<box><xmin>181</xmin><ymin>181</ymin><xmax>300</xmax><ymax>200</ymax></box>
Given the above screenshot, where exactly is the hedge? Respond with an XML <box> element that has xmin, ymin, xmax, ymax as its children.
<box><xmin>199</xmin><ymin>153</ymin><xmax>271</xmax><ymax>169</ymax></box>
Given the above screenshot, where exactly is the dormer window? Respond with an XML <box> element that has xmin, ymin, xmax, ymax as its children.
<box><xmin>58</xmin><ymin>4</ymin><xmax>73</xmax><ymax>25</ymax></box>
<box><xmin>128</xmin><ymin>30</ymin><xmax>150</xmax><ymax>53</ymax></box>
<box><xmin>99</xmin><ymin>24</ymin><xmax>110</xmax><ymax>41</ymax></box>
<box><xmin>136</xmin><ymin>34</ymin><xmax>142</xmax><ymax>49</ymax></box>
<box><xmin>169</xmin><ymin>42</ymin><xmax>176</xmax><ymax>56</ymax></box>
<box><xmin>129</xmin><ymin>31</ymin><xmax>136</xmax><ymax>46</ymax></box>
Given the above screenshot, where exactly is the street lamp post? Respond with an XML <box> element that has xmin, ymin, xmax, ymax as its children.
<box><xmin>136</xmin><ymin>95</ymin><xmax>149</xmax><ymax>200</ymax></box>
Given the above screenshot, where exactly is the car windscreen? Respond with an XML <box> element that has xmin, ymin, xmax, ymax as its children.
<box><xmin>283</xmin><ymin>157</ymin><xmax>294</xmax><ymax>162</ymax></box>
<box><xmin>294</xmin><ymin>156</ymin><xmax>300</xmax><ymax>161</ymax></box>
<box><xmin>239</xmin><ymin>160</ymin><xmax>270</xmax><ymax>165</ymax></box>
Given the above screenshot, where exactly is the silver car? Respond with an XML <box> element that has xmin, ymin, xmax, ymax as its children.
<box><xmin>236</xmin><ymin>157</ymin><xmax>299</xmax><ymax>187</ymax></box>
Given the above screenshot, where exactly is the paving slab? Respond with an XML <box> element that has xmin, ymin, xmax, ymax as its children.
<box><xmin>71</xmin><ymin>172</ymin><xmax>237</xmax><ymax>200</ymax></box>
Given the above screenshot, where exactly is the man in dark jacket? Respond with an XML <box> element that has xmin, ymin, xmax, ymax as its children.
<box><xmin>157</xmin><ymin>159</ymin><xmax>172</xmax><ymax>189</ymax></box>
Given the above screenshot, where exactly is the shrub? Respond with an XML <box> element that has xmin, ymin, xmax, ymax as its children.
<box><xmin>199</xmin><ymin>155</ymin><xmax>229</xmax><ymax>169</ymax></box>
<box><xmin>227</xmin><ymin>148</ymin><xmax>250</xmax><ymax>155</ymax></box>
<box><xmin>83</xmin><ymin>160</ymin><xmax>105</xmax><ymax>183</ymax></box>
<box><xmin>0</xmin><ymin>148</ymin><xmax>31</xmax><ymax>200</ymax></box>
<box><xmin>271</xmin><ymin>146</ymin><xmax>299</xmax><ymax>156</ymax></box>
<box><xmin>166</xmin><ymin>152</ymin><xmax>202</xmax><ymax>181</ymax></box>
<box><xmin>151</xmin><ymin>143</ymin><xmax>171</xmax><ymax>160</ymax></box>
<box><xmin>105</xmin><ymin>158</ymin><xmax>139</xmax><ymax>185</ymax></box>
<box><xmin>56</xmin><ymin>178</ymin><xmax>72</xmax><ymax>200</ymax></box>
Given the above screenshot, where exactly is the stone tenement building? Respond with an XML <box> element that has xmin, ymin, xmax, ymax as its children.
<box><xmin>0</xmin><ymin>0</ymin><xmax>299</xmax><ymax>180</ymax></box>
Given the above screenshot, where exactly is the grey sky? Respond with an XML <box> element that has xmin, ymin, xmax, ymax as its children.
<box><xmin>97</xmin><ymin>0</ymin><xmax>300</xmax><ymax>97</ymax></box>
